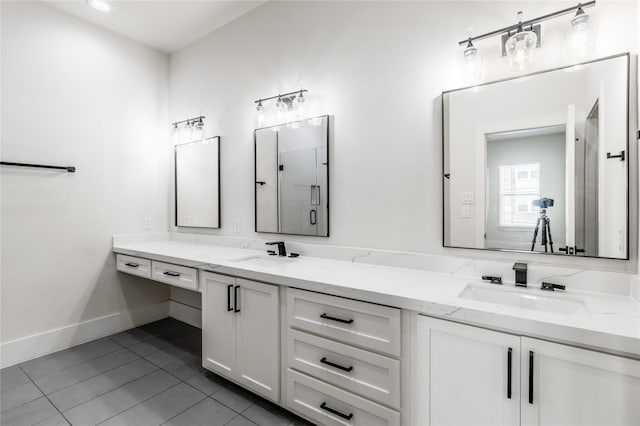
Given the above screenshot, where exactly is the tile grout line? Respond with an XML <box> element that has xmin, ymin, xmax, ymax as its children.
<box><xmin>21</xmin><ymin>337</ymin><xmax>127</xmax><ymax>383</ymax></box>
<box><xmin>17</xmin><ymin>363</ymin><xmax>72</xmax><ymax>426</ymax></box>
<box><xmin>57</xmin><ymin>363</ymin><xmax>162</xmax><ymax>413</ymax></box>
<box><xmin>157</xmin><ymin>392</ymin><xmax>209</xmax><ymax>426</ymax></box>
<box><xmin>31</xmin><ymin>347</ymin><xmax>144</xmax><ymax>397</ymax></box>
<box><xmin>93</xmin><ymin>381</ymin><xmax>188</xmax><ymax>426</ymax></box>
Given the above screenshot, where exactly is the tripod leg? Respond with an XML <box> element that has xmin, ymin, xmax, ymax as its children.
<box><xmin>541</xmin><ymin>219</ymin><xmax>548</xmax><ymax>252</ymax></box>
<box><xmin>531</xmin><ymin>218</ymin><xmax>541</xmax><ymax>251</ymax></box>
<box><xmin>546</xmin><ymin>218</ymin><xmax>554</xmax><ymax>253</ymax></box>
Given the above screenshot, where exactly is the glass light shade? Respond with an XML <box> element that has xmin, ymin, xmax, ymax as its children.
<box><xmin>463</xmin><ymin>44</ymin><xmax>482</xmax><ymax>83</ymax></box>
<box><xmin>275</xmin><ymin>99</ymin><xmax>286</xmax><ymax>124</ymax></box>
<box><xmin>295</xmin><ymin>94</ymin><xmax>306</xmax><ymax>120</ymax></box>
<box><xmin>256</xmin><ymin>103</ymin><xmax>265</xmax><ymax>127</ymax></box>
<box><xmin>565</xmin><ymin>11</ymin><xmax>596</xmax><ymax>60</ymax></box>
<box><xmin>505</xmin><ymin>29</ymin><xmax>537</xmax><ymax>72</ymax></box>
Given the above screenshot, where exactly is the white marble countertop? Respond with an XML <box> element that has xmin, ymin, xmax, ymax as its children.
<box><xmin>112</xmin><ymin>236</ymin><xmax>640</xmax><ymax>359</ymax></box>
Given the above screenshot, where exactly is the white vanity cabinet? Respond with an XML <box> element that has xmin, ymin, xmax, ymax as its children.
<box><xmin>201</xmin><ymin>271</ymin><xmax>280</xmax><ymax>402</ymax></box>
<box><xmin>416</xmin><ymin>316</ymin><xmax>640</xmax><ymax>426</ymax></box>
<box><xmin>285</xmin><ymin>288</ymin><xmax>402</xmax><ymax>426</ymax></box>
<box><xmin>521</xmin><ymin>337</ymin><xmax>640</xmax><ymax>426</ymax></box>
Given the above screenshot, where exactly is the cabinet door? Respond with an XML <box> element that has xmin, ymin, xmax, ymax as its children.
<box><xmin>236</xmin><ymin>279</ymin><xmax>280</xmax><ymax>401</ymax></box>
<box><xmin>417</xmin><ymin>316</ymin><xmax>520</xmax><ymax>426</ymax></box>
<box><xmin>202</xmin><ymin>272</ymin><xmax>237</xmax><ymax>377</ymax></box>
<box><xmin>522</xmin><ymin>337</ymin><xmax>640</xmax><ymax>426</ymax></box>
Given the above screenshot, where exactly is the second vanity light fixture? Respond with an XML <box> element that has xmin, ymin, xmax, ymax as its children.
<box><xmin>172</xmin><ymin>116</ymin><xmax>205</xmax><ymax>143</ymax></box>
<box><xmin>460</xmin><ymin>1</ymin><xmax>597</xmax><ymax>80</ymax></box>
<box><xmin>255</xmin><ymin>89</ymin><xmax>314</xmax><ymax>129</ymax></box>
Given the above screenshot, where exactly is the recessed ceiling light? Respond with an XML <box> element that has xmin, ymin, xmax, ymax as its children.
<box><xmin>87</xmin><ymin>0</ymin><xmax>111</xmax><ymax>12</ymax></box>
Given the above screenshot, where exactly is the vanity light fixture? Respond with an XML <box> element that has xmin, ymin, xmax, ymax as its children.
<box><xmin>254</xmin><ymin>89</ymin><xmax>309</xmax><ymax>129</ymax></box>
<box><xmin>87</xmin><ymin>0</ymin><xmax>111</xmax><ymax>12</ymax></box>
<box><xmin>171</xmin><ymin>115</ymin><xmax>205</xmax><ymax>143</ymax></box>
<box><xmin>458</xmin><ymin>1</ymin><xmax>596</xmax><ymax>74</ymax></box>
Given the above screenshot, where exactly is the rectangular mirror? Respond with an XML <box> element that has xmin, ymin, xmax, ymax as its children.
<box><xmin>255</xmin><ymin>116</ymin><xmax>329</xmax><ymax>236</ymax></box>
<box><xmin>175</xmin><ymin>136</ymin><xmax>220</xmax><ymax>228</ymax></box>
<box><xmin>443</xmin><ymin>54</ymin><xmax>630</xmax><ymax>259</ymax></box>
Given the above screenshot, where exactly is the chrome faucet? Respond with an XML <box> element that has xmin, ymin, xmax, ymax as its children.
<box><xmin>513</xmin><ymin>263</ymin><xmax>527</xmax><ymax>287</ymax></box>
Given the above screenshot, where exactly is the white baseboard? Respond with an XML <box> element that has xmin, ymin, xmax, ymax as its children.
<box><xmin>0</xmin><ymin>301</ymin><xmax>170</xmax><ymax>368</ymax></box>
<box><xmin>169</xmin><ymin>300</ymin><xmax>201</xmax><ymax>329</ymax></box>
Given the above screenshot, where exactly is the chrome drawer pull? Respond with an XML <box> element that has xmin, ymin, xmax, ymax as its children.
<box><xmin>320</xmin><ymin>357</ymin><xmax>353</xmax><ymax>372</ymax></box>
<box><xmin>320</xmin><ymin>402</ymin><xmax>353</xmax><ymax>420</ymax></box>
<box><xmin>163</xmin><ymin>271</ymin><xmax>180</xmax><ymax>277</ymax></box>
<box><xmin>124</xmin><ymin>262</ymin><xmax>139</xmax><ymax>268</ymax></box>
<box><xmin>320</xmin><ymin>313</ymin><xmax>354</xmax><ymax>324</ymax></box>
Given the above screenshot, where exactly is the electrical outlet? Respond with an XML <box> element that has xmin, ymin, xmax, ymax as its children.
<box><xmin>460</xmin><ymin>206</ymin><xmax>471</xmax><ymax>219</ymax></box>
<box><xmin>143</xmin><ymin>217</ymin><xmax>152</xmax><ymax>230</ymax></box>
<box><xmin>233</xmin><ymin>220</ymin><xmax>240</xmax><ymax>234</ymax></box>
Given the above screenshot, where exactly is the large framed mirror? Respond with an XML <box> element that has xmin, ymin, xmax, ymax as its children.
<box><xmin>443</xmin><ymin>53</ymin><xmax>631</xmax><ymax>259</ymax></box>
<box><xmin>175</xmin><ymin>136</ymin><xmax>220</xmax><ymax>228</ymax></box>
<box><xmin>255</xmin><ymin>116</ymin><xmax>329</xmax><ymax>236</ymax></box>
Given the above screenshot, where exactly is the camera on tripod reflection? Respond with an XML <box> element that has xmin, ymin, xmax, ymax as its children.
<box><xmin>532</xmin><ymin>197</ymin><xmax>554</xmax><ymax>209</ymax></box>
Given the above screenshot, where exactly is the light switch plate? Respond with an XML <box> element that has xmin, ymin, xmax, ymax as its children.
<box><xmin>462</xmin><ymin>192</ymin><xmax>474</xmax><ymax>204</ymax></box>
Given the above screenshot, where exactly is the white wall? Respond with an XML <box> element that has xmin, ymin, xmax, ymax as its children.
<box><xmin>168</xmin><ymin>0</ymin><xmax>637</xmax><ymax>260</ymax></box>
<box><xmin>1</xmin><ymin>1</ymin><xmax>171</xmax><ymax>363</ymax></box>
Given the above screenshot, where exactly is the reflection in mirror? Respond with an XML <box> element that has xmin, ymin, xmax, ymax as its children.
<box><xmin>255</xmin><ymin>116</ymin><xmax>329</xmax><ymax>236</ymax></box>
<box><xmin>175</xmin><ymin>137</ymin><xmax>220</xmax><ymax>228</ymax></box>
<box><xmin>443</xmin><ymin>54</ymin><xmax>630</xmax><ymax>259</ymax></box>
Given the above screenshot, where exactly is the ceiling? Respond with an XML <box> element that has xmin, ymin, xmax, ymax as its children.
<box><xmin>45</xmin><ymin>0</ymin><xmax>265</xmax><ymax>53</ymax></box>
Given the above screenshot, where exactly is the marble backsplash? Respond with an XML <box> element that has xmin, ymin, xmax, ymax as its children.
<box><xmin>113</xmin><ymin>232</ymin><xmax>636</xmax><ymax>297</ymax></box>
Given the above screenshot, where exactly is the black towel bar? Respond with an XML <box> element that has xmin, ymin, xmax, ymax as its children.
<box><xmin>1</xmin><ymin>161</ymin><xmax>76</xmax><ymax>173</ymax></box>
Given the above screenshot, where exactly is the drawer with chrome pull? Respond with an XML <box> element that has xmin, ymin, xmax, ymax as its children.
<box><xmin>287</xmin><ymin>288</ymin><xmax>401</xmax><ymax>356</ymax></box>
<box><xmin>287</xmin><ymin>329</ymin><xmax>400</xmax><ymax>409</ymax></box>
<box><xmin>286</xmin><ymin>369</ymin><xmax>400</xmax><ymax>426</ymax></box>
<box><xmin>116</xmin><ymin>254</ymin><xmax>152</xmax><ymax>279</ymax></box>
<box><xmin>151</xmin><ymin>260</ymin><xmax>199</xmax><ymax>291</ymax></box>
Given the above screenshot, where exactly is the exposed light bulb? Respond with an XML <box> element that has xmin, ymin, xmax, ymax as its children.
<box><xmin>87</xmin><ymin>0</ymin><xmax>111</xmax><ymax>12</ymax></box>
<box><xmin>462</xmin><ymin>40</ymin><xmax>482</xmax><ymax>83</ymax></box>
<box><xmin>566</xmin><ymin>8</ymin><xmax>596</xmax><ymax>60</ymax></box>
<box><xmin>256</xmin><ymin>101</ymin><xmax>265</xmax><ymax>127</ymax></box>
<box><xmin>275</xmin><ymin>97</ymin><xmax>286</xmax><ymax>125</ymax></box>
<box><xmin>505</xmin><ymin>13</ymin><xmax>537</xmax><ymax>72</ymax></box>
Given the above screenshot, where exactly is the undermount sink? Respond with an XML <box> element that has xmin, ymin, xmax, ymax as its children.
<box><xmin>459</xmin><ymin>284</ymin><xmax>588</xmax><ymax>316</ymax></box>
<box><xmin>228</xmin><ymin>254</ymin><xmax>297</xmax><ymax>267</ymax></box>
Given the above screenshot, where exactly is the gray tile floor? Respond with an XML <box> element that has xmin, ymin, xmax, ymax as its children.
<box><xmin>1</xmin><ymin>318</ymin><xmax>314</xmax><ymax>426</ymax></box>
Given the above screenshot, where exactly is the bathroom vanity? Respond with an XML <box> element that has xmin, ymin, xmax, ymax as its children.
<box><xmin>113</xmin><ymin>235</ymin><xmax>640</xmax><ymax>426</ymax></box>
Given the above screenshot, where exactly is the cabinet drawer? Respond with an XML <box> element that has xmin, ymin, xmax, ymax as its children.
<box><xmin>116</xmin><ymin>254</ymin><xmax>151</xmax><ymax>279</ymax></box>
<box><xmin>288</xmin><ymin>329</ymin><xmax>400</xmax><ymax>409</ymax></box>
<box><xmin>286</xmin><ymin>369</ymin><xmax>400</xmax><ymax>426</ymax></box>
<box><xmin>151</xmin><ymin>261</ymin><xmax>198</xmax><ymax>291</ymax></box>
<box><xmin>287</xmin><ymin>288</ymin><xmax>401</xmax><ymax>356</ymax></box>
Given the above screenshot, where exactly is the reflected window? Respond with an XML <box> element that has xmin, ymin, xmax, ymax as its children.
<box><xmin>499</xmin><ymin>163</ymin><xmax>540</xmax><ymax>227</ymax></box>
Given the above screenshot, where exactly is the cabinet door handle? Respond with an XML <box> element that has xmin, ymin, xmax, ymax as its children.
<box><xmin>320</xmin><ymin>402</ymin><xmax>353</xmax><ymax>420</ymax></box>
<box><xmin>124</xmin><ymin>262</ymin><xmax>139</xmax><ymax>268</ymax></box>
<box><xmin>309</xmin><ymin>209</ymin><xmax>317</xmax><ymax>225</ymax></box>
<box><xmin>163</xmin><ymin>271</ymin><xmax>180</xmax><ymax>277</ymax></box>
<box><xmin>227</xmin><ymin>285</ymin><xmax>233</xmax><ymax>312</ymax></box>
<box><xmin>320</xmin><ymin>357</ymin><xmax>353</xmax><ymax>372</ymax></box>
<box><xmin>234</xmin><ymin>285</ymin><xmax>240</xmax><ymax>313</ymax></box>
<box><xmin>320</xmin><ymin>313</ymin><xmax>353</xmax><ymax>324</ymax></box>
<box><xmin>507</xmin><ymin>347</ymin><xmax>512</xmax><ymax>399</ymax></box>
<box><xmin>529</xmin><ymin>350</ymin><xmax>534</xmax><ymax>404</ymax></box>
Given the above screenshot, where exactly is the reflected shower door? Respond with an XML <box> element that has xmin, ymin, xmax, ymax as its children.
<box><xmin>279</xmin><ymin>148</ymin><xmax>318</xmax><ymax>235</ymax></box>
